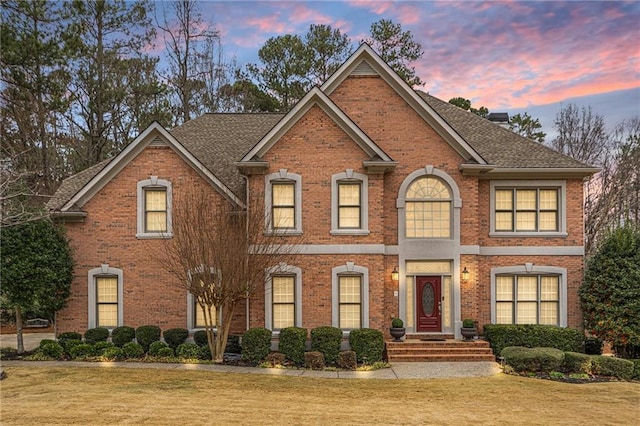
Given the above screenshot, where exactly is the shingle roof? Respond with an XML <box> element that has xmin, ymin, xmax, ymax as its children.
<box><xmin>419</xmin><ymin>92</ymin><xmax>592</xmax><ymax>169</ymax></box>
<box><xmin>49</xmin><ymin>94</ymin><xmax>594</xmax><ymax>212</ymax></box>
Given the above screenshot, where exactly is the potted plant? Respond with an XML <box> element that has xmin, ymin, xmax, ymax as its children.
<box><xmin>461</xmin><ymin>318</ymin><xmax>477</xmax><ymax>341</ymax></box>
<box><xmin>390</xmin><ymin>317</ymin><xmax>406</xmax><ymax>342</ymax></box>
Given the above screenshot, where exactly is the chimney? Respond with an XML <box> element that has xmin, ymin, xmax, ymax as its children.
<box><xmin>486</xmin><ymin>112</ymin><xmax>510</xmax><ymax>128</ymax></box>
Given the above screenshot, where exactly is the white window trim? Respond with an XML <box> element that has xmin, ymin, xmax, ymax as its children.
<box><xmin>490</xmin><ymin>264</ymin><xmax>567</xmax><ymax>327</ymax></box>
<box><xmin>332</xmin><ymin>262</ymin><xmax>369</xmax><ymax>332</ymax></box>
<box><xmin>330</xmin><ymin>169</ymin><xmax>369</xmax><ymax>235</ymax></box>
<box><xmin>489</xmin><ymin>180</ymin><xmax>567</xmax><ymax>237</ymax></box>
<box><xmin>88</xmin><ymin>264</ymin><xmax>124</xmax><ymax>329</ymax></box>
<box><xmin>264</xmin><ymin>169</ymin><xmax>302</xmax><ymax>235</ymax></box>
<box><xmin>265</xmin><ymin>264</ymin><xmax>303</xmax><ymax>333</ymax></box>
<box><xmin>136</xmin><ymin>176</ymin><xmax>173</xmax><ymax>239</ymax></box>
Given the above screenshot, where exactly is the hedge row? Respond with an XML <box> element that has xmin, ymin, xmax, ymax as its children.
<box><xmin>484</xmin><ymin>324</ymin><xmax>583</xmax><ymax>355</ymax></box>
<box><xmin>500</xmin><ymin>346</ymin><xmax>637</xmax><ymax>380</ymax></box>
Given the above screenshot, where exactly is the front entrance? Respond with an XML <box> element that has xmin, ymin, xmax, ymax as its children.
<box><xmin>416</xmin><ymin>276</ymin><xmax>442</xmax><ymax>332</ymax></box>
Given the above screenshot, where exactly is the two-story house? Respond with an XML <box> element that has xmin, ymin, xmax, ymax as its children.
<box><xmin>48</xmin><ymin>44</ymin><xmax>597</xmax><ymax>341</ymax></box>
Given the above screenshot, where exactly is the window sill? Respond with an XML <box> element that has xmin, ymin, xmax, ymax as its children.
<box><xmin>489</xmin><ymin>232</ymin><xmax>568</xmax><ymax>238</ymax></box>
<box><xmin>330</xmin><ymin>229</ymin><xmax>370</xmax><ymax>236</ymax></box>
<box><xmin>265</xmin><ymin>230</ymin><xmax>303</xmax><ymax>236</ymax></box>
<box><xmin>136</xmin><ymin>233</ymin><xmax>173</xmax><ymax>239</ymax></box>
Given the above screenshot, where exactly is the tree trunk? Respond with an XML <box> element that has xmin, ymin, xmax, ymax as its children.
<box><xmin>15</xmin><ymin>306</ymin><xmax>25</xmax><ymax>354</ymax></box>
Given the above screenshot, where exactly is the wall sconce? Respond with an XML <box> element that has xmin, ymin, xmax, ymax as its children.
<box><xmin>462</xmin><ymin>267</ymin><xmax>470</xmax><ymax>282</ymax></box>
<box><xmin>391</xmin><ymin>266</ymin><xmax>399</xmax><ymax>282</ymax></box>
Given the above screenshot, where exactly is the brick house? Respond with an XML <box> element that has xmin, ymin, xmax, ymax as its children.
<box><xmin>48</xmin><ymin>44</ymin><xmax>597</xmax><ymax>340</ymax></box>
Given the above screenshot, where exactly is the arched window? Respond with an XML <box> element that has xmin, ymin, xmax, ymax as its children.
<box><xmin>405</xmin><ymin>177</ymin><xmax>452</xmax><ymax>238</ymax></box>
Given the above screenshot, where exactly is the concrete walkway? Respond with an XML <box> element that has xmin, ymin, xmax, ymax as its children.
<box><xmin>0</xmin><ymin>333</ymin><xmax>501</xmax><ymax>380</ymax></box>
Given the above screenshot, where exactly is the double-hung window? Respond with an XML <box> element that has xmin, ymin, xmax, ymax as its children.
<box><xmin>272</xmin><ymin>275</ymin><xmax>296</xmax><ymax>329</ymax></box>
<box><xmin>265</xmin><ymin>170</ymin><xmax>302</xmax><ymax>234</ymax></box>
<box><xmin>338</xmin><ymin>275</ymin><xmax>362</xmax><ymax>329</ymax></box>
<box><xmin>137</xmin><ymin>177</ymin><xmax>172</xmax><ymax>238</ymax></box>
<box><xmin>96</xmin><ymin>276</ymin><xmax>119</xmax><ymax>328</ymax></box>
<box><xmin>338</xmin><ymin>183</ymin><xmax>361</xmax><ymax>229</ymax></box>
<box><xmin>495</xmin><ymin>275</ymin><xmax>560</xmax><ymax>326</ymax></box>
<box><xmin>331</xmin><ymin>170</ymin><xmax>369</xmax><ymax>235</ymax></box>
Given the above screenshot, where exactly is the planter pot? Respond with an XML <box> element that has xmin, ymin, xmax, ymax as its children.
<box><xmin>390</xmin><ymin>327</ymin><xmax>406</xmax><ymax>342</ymax></box>
<box><xmin>461</xmin><ymin>327</ymin><xmax>477</xmax><ymax>341</ymax></box>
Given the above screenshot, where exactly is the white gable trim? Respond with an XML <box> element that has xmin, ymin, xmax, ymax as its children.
<box><xmin>322</xmin><ymin>44</ymin><xmax>487</xmax><ymax>165</ymax></box>
<box><xmin>240</xmin><ymin>87</ymin><xmax>393</xmax><ymax>162</ymax></box>
<box><xmin>61</xmin><ymin>122</ymin><xmax>245</xmax><ymax>211</ymax></box>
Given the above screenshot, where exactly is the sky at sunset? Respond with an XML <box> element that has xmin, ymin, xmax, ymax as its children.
<box><xmin>159</xmin><ymin>0</ymin><xmax>639</xmax><ymax>135</ymax></box>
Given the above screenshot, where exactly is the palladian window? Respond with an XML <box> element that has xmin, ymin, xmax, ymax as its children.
<box><xmin>405</xmin><ymin>177</ymin><xmax>452</xmax><ymax>238</ymax></box>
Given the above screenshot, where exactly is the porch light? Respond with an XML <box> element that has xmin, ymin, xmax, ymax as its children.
<box><xmin>462</xmin><ymin>267</ymin><xmax>470</xmax><ymax>282</ymax></box>
<box><xmin>391</xmin><ymin>266</ymin><xmax>399</xmax><ymax>282</ymax></box>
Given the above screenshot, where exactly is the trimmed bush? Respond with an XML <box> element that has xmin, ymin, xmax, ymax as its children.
<box><xmin>148</xmin><ymin>341</ymin><xmax>170</xmax><ymax>356</ymax></box>
<box><xmin>583</xmin><ymin>337</ymin><xmax>604</xmax><ymax>355</ymax></box>
<box><xmin>304</xmin><ymin>351</ymin><xmax>325</xmax><ymax>370</ymax></box>
<box><xmin>38</xmin><ymin>339</ymin><xmax>58</xmax><ymax>347</ymax></box>
<box><xmin>157</xmin><ymin>347</ymin><xmax>175</xmax><ymax>358</ymax></box>
<box><xmin>61</xmin><ymin>339</ymin><xmax>84</xmax><ymax>356</ymax></box>
<box><xmin>225</xmin><ymin>335</ymin><xmax>242</xmax><ymax>354</ymax></box>
<box><xmin>592</xmin><ymin>356</ymin><xmax>634</xmax><ymax>380</ymax></box>
<box><xmin>484</xmin><ymin>324</ymin><xmax>583</xmax><ymax>355</ymax></box>
<box><xmin>241</xmin><ymin>327</ymin><xmax>272</xmax><ymax>363</ymax></box>
<box><xmin>70</xmin><ymin>343</ymin><xmax>94</xmax><ymax>360</ymax></box>
<box><xmin>111</xmin><ymin>326</ymin><xmax>135</xmax><ymax>347</ymax></box>
<box><xmin>337</xmin><ymin>350</ymin><xmax>357</xmax><ymax>370</ymax></box>
<box><xmin>57</xmin><ymin>331</ymin><xmax>82</xmax><ymax>341</ymax></box>
<box><xmin>193</xmin><ymin>330</ymin><xmax>208</xmax><ymax>347</ymax></box>
<box><xmin>101</xmin><ymin>347</ymin><xmax>125</xmax><ymax>361</ymax></box>
<box><xmin>93</xmin><ymin>341</ymin><xmax>115</xmax><ymax>356</ymax></box>
<box><xmin>122</xmin><ymin>342</ymin><xmax>144</xmax><ymax>359</ymax></box>
<box><xmin>176</xmin><ymin>343</ymin><xmax>201</xmax><ymax>359</ymax></box>
<box><xmin>163</xmin><ymin>328</ymin><xmax>189</xmax><ymax>350</ymax></box>
<box><xmin>198</xmin><ymin>345</ymin><xmax>212</xmax><ymax>360</ymax></box>
<box><xmin>84</xmin><ymin>327</ymin><xmax>110</xmax><ymax>344</ymax></box>
<box><xmin>278</xmin><ymin>327</ymin><xmax>307</xmax><ymax>366</ymax></box>
<box><xmin>135</xmin><ymin>325</ymin><xmax>161</xmax><ymax>352</ymax></box>
<box><xmin>501</xmin><ymin>346</ymin><xmax>565</xmax><ymax>373</ymax></box>
<box><xmin>391</xmin><ymin>318</ymin><xmax>404</xmax><ymax>328</ymax></box>
<box><xmin>349</xmin><ymin>328</ymin><xmax>384</xmax><ymax>364</ymax></box>
<box><xmin>265</xmin><ymin>352</ymin><xmax>286</xmax><ymax>367</ymax></box>
<box><xmin>563</xmin><ymin>351</ymin><xmax>593</xmax><ymax>374</ymax></box>
<box><xmin>631</xmin><ymin>359</ymin><xmax>640</xmax><ymax>380</ymax></box>
<box><xmin>311</xmin><ymin>326</ymin><xmax>342</xmax><ymax>365</ymax></box>
<box><xmin>38</xmin><ymin>341</ymin><xmax>64</xmax><ymax>360</ymax></box>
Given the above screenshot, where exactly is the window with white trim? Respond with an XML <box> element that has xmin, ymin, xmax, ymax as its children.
<box><xmin>265</xmin><ymin>170</ymin><xmax>302</xmax><ymax>234</ymax></box>
<box><xmin>405</xmin><ymin>177</ymin><xmax>452</xmax><ymax>238</ymax></box>
<box><xmin>331</xmin><ymin>170</ymin><xmax>369</xmax><ymax>234</ymax></box>
<box><xmin>490</xmin><ymin>181</ymin><xmax>566</xmax><ymax>236</ymax></box>
<box><xmin>88</xmin><ymin>265</ymin><xmax>123</xmax><ymax>329</ymax></box>
<box><xmin>495</xmin><ymin>274</ymin><xmax>560</xmax><ymax>325</ymax></box>
<box><xmin>332</xmin><ymin>263</ymin><xmax>369</xmax><ymax>331</ymax></box>
<box><xmin>265</xmin><ymin>264</ymin><xmax>302</xmax><ymax>331</ymax></box>
<box><xmin>137</xmin><ymin>177</ymin><xmax>172</xmax><ymax>238</ymax></box>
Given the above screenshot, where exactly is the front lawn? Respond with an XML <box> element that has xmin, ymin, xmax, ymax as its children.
<box><xmin>1</xmin><ymin>366</ymin><xmax>638</xmax><ymax>425</ymax></box>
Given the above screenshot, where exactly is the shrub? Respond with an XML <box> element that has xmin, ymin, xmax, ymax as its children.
<box><xmin>111</xmin><ymin>326</ymin><xmax>135</xmax><ymax>347</ymax></box>
<box><xmin>70</xmin><ymin>343</ymin><xmax>94</xmax><ymax>360</ymax></box>
<box><xmin>583</xmin><ymin>337</ymin><xmax>604</xmax><ymax>355</ymax></box>
<box><xmin>157</xmin><ymin>347</ymin><xmax>175</xmax><ymax>358</ymax></box>
<box><xmin>278</xmin><ymin>327</ymin><xmax>307</xmax><ymax>366</ymax></box>
<box><xmin>631</xmin><ymin>359</ymin><xmax>640</xmax><ymax>380</ymax></box>
<box><xmin>198</xmin><ymin>345</ymin><xmax>211</xmax><ymax>360</ymax></box>
<box><xmin>101</xmin><ymin>347</ymin><xmax>125</xmax><ymax>361</ymax></box>
<box><xmin>500</xmin><ymin>346</ymin><xmax>565</xmax><ymax>373</ymax></box>
<box><xmin>84</xmin><ymin>327</ymin><xmax>109</xmax><ymax>344</ymax></box>
<box><xmin>391</xmin><ymin>318</ymin><xmax>404</xmax><ymax>328</ymax></box>
<box><xmin>148</xmin><ymin>341</ymin><xmax>170</xmax><ymax>356</ymax></box>
<box><xmin>92</xmin><ymin>341</ymin><xmax>115</xmax><ymax>356</ymax></box>
<box><xmin>304</xmin><ymin>351</ymin><xmax>325</xmax><ymax>370</ymax></box>
<box><xmin>163</xmin><ymin>328</ymin><xmax>189</xmax><ymax>350</ymax></box>
<box><xmin>135</xmin><ymin>325</ymin><xmax>161</xmax><ymax>352</ymax></box>
<box><xmin>57</xmin><ymin>331</ymin><xmax>82</xmax><ymax>341</ymax></box>
<box><xmin>337</xmin><ymin>350</ymin><xmax>357</xmax><ymax>370</ymax></box>
<box><xmin>193</xmin><ymin>330</ymin><xmax>208</xmax><ymax>347</ymax></box>
<box><xmin>122</xmin><ymin>342</ymin><xmax>145</xmax><ymax>359</ymax></box>
<box><xmin>592</xmin><ymin>356</ymin><xmax>634</xmax><ymax>380</ymax></box>
<box><xmin>349</xmin><ymin>328</ymin><xmax>384</xmax><ymax>364</ymax></box>
<box><xmin>483</xmin><ymin>324</ymin><xmax>583</xmax><ymax>355</ymax></box>
<box><xmin>38</xmin><ymin>339</ymin><xmax>58</xmax><ymax>348</ymax></box>
<box><xmin>462</xmin><ymin>318</ymin><xmax>475</xmax><ymax>328</ymax></box>
<box><xmin>225</xmin><ymin>335</ymin><xmax>242</xmax><ymax>354</ymax></box>
<box><xmin>176</xmin><ymin>343</ymin><xmax>201</xmax><ymax>359</ymax></box>
<box><xmin>38</xmin><ymin>341</ymin><xmax>64</xmax><ymax>360</ymax></box>
<box><xmin>311</xmin><ymin>326</ymin><xmax>342</xmax><ymax>365</ymax></box>
<box><xmin>241</xmin><ymin>327</ymin><xmax>272</xmax><ymax>363</ymax></box>
<box><xmin>563</xmin><ymin>352</ymin><xmax>593</xmax><ymax>374</ymax></box>
<box><xmin>61</xmin><ymin>339</ymin><xmax>84</xmax><ymax>356</ymax></box>
<box><xmin>265</xmin><ymin>352</ymin><xmax>286</xmax><ymax>367</ymax></box>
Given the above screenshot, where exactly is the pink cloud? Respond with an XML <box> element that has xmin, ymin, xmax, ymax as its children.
<box><xmin>347</xmin><ymin>0</ymin><xmax>396</xmax><ymax>15</ymax></box>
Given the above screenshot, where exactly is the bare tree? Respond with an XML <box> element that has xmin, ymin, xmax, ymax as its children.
<box><xmin>162</xmin><ymin>187</ymin><xmax>301</xmax><ymax>362</ymax></box>
<box><xmin>552</xmin><ymin>104</ymin><xmax>608</xmax><ymax>166</ymax></box>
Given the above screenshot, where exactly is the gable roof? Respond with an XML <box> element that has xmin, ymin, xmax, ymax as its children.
<box><xmin>239</xmin><ymin>87</ymin><xmax>394</xmax><ymax>165</ymax></box>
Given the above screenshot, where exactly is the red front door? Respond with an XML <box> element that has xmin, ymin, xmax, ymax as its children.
<box><xmin>416</xmin><ymin>276</ymin><xmax>442</xmax><ymax>332</ymax></box>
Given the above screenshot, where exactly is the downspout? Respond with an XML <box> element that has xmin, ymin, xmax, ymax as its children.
<box><xmin>240</xmin><ymin>174</ymin><xmax>251</xmax><ymax>331</ymax></box>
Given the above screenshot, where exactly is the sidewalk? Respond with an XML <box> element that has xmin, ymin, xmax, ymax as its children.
<box><xmin>0</xmin><ymin>333</ymin><xmax>501</xmax><ymax>380</ymax></box>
